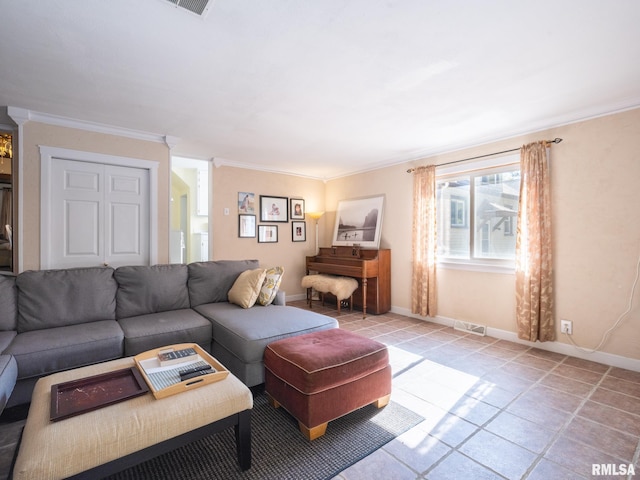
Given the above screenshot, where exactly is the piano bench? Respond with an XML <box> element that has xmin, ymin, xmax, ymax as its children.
<box><xmin>301</xmin><ymin>274</ymin><xmax>359</xmax><ymax>314</ymax></box>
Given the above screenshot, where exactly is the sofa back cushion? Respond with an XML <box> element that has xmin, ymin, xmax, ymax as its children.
<box><xmin>115</xmin><ymin>264</ymin><xmax>190</xmax><ymax>318</ymax></box>
<box><xmin>0</xmin><ymin>274</ymin><xmax>17</xmax><ymax>331</ymax></box>
<box><xmin>16</xmin><ymin>267</ymin><xmax>117</xmax><ymax>333</ymax></box>
<box><xmin>188</xmin><ymin>260</ymin><xmax>259</xmax><ymax>307</ymax></box>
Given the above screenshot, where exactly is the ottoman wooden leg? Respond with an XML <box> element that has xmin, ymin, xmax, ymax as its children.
<box><xmin>374</xmin><ymin>394</ymin><xmax>391</xmax><ymax>408</ymax></box>
<box><xmin>299</xmin><ymin>421</ymin><xmax>327</xmax><ymax>441</ymax></box>
<box><xmin>267</xmin><ymin>394</ymin><xmax>281</xmax><ymax>409</ymax></box>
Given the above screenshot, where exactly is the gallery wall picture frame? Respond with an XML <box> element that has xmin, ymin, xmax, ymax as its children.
<box><xmin>258</xmin><ymin>225</ymin><xmax>278</xmax><ymax>243</ymax></box>
<box><xmin>290</xmin><ymin>198</ymin><xmax>305</xmax><ymax>220</ymax></box>
<box><xmin>292</xmin><ymin>221</ymin><xmax>306</xmax><ymax>242</ymax></box>
<box><xmin>238</xmin><ymin>192</ymin><xmax>255</xmax><ymax>214</ymax></box>
<box><xmin>260</xmin><ymin>195</ymin><xmax>288</xmax><ymax>222</ymax></box>
<box><xmin>332</xmin><ymin>194</ymin><xmax>385</xmax><ymax>249</ymax></box>
<box><xmin>238</xmin><ymin>214</ymin><xmax>256</xmax><ymax>238</ymax></box>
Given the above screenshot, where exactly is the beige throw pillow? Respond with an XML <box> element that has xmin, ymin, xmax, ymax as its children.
<box><xmin>228</xmin><ymin>268</ymin><xmax>267</xmax><ymax>308</ymax></box>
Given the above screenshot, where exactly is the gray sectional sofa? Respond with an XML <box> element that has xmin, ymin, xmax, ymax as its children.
<box><xmin>0</xmin><ymin>259</ymin><xmax>338</xmax><ymax>411</ymax></box>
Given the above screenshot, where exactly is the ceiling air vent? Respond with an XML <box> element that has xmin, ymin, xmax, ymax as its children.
<box><xmin>164</xmin><ymin>0</ymin><xmax>213</xmax><ymax>17</ymax></box>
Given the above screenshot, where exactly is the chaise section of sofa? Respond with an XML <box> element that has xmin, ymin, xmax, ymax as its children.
<box><xmin>115</xmin><ymin>264</ymin><xmax>213</xmax><ymax>356</ymax></box>
<box><xmin>188</xmin><ymin>260</ymin><xmax>339</xmax><ymax>386</ymax></box>
<box><xmin>195</xmin><ymin>302</ymin><xmax>339</xmax><ymax>386</ymax></box>
<box><xmin>5</xmin><ymin>267</ymin><xmax>124</xmax><ymax>407</ymax></box>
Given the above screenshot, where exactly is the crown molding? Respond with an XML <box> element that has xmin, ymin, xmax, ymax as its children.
<box><xmin>7</xmin><ymin>106</ymin><xmax>169</xmax><ymax>144</ymax></box>
<box><xmin>212</xmin><ymin>157</ymin><xmax>328</xmax><ymax>182</ymax></box>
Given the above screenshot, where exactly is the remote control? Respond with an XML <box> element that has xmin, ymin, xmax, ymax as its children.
<box><xmin>157</xmin><ymin>347</ymin><xmax>197</xmax><ymax>366</ymax></box>
<box><xmin>180</xmin><ymin>369</ymin><xmax>214</xmax><ymax>381</ymax></box>
<box><xmin>178</xmin><ymin>364</ymin><xmax>212</xmax><ymax>377</ymax></box>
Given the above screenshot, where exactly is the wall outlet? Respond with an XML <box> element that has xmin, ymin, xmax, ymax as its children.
<box><xmin>560</xmin><ymin>319</ymin><xmax>573</xmax><ymax>335</ymax></box>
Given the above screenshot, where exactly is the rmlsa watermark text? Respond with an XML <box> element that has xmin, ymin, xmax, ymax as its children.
<box><xmin>592</xmin><ymin>463</ymin><xmax>636</xmax><ymax>476</ymax></box>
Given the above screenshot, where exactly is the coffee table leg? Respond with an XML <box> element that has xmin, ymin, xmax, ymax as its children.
<box><xmin>235</xmin><ymin>409</ymin><xmax>251</xmax><ymax>470</ymax></box>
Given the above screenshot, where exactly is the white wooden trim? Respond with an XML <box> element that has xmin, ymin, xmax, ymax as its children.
<box><xmin>10</xmin><ymin>106</ymin><xmax>168</xmax><ymax>144</ymax></box>
<box><xmin>391</xmin><ymin>307</ymin><xmax>640</xmax><ymax>372</ymax></box>
<box><xmin>39</xmin><ymin>145</ymin><xmax>158</xmax><ymax>268</ymax></box>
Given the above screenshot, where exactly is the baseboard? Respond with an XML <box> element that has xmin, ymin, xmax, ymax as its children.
<box><xmin>284</xmin><ymin>296</ymin><xmax>640</xmax><ymax>372</ymax></box>
<box><xmin>390</xmin><ymin>306</ymin><xmax>640</xmax><ymax>373</ymax></box>
<box><xmin>284</xmin><ymin>293</ymin><xmax>307</xmax><ymax>302</ymax></box>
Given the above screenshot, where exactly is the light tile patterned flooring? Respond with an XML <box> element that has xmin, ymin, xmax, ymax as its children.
<box><xmin>1</xmin><ymin>301</ymin><xmax>639</xmax><ymax>479</ymax></box>
<box><xmin>295</xmin><ymin>301</ymin><xmax>640</xmax><ymax>480</ymax></box>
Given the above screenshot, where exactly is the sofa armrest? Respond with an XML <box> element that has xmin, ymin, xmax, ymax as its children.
<box><xmin>273</xmin><ymin>290</ymin><xmax>286</xmax><ymax>306</ymax></box>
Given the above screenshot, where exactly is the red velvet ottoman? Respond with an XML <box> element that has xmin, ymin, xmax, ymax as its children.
<box><xmin>264</xmin><ymin>328</ymin><xmax>392</xmax><ymax>440</ymax></box>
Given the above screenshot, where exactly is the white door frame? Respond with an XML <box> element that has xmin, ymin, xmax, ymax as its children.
<box><xmin>40</xmin><ymin>145</ymin><xmax>158</xmax><ymax>269</ymax></box>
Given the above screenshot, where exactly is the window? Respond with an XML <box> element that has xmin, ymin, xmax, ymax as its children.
<box><xmin>436</xmin><ymin>156</ymin><xmax>520</xmax><ymax>270</ymax></box>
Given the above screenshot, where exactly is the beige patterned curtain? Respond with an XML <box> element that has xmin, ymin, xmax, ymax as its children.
<box><xmin>515</xmin><ymin>141</ymin><xmax>554</xmax><ymax>341</ymax></box>
<box><xmin>411</xmin><ymin>165</ymin><xmax>437</xmax><ymax>317</ymax></box>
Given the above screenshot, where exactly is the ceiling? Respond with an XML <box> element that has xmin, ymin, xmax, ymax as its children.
<box><xmin>1</xmin><ymin>0</ymin><xmax>639</xmax><ymax>180</ymax></box>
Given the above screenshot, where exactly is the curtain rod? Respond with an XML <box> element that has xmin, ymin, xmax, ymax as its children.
<box><xmin>406</xmin><ymin>137</ymin><xmax>563</xmax><ymax>173</ymax></box>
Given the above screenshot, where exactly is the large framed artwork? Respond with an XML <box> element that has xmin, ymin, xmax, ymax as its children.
<box><xmin>260</xmin><ymin>195</ymin><xmax>288</xmax><ymax>222</ymax></box>
<box><xmin>332</xmin><ymin>195</ymin><xmax>385</xmax><ymax>249</ymax></box>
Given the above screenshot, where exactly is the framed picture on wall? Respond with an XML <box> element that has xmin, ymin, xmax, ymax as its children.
<box><xmin>238</xmin><ymin>192</ymin><xmax>255</xmax><ymax>214</ymax></box>
<box><xmin>332</xmin><ymin>194</ymin><xmax>385</xmax><ymax>248</ymax></box>
<box><xmin>260</xmin><ymin>195</ymin><xmax>288</xmax><ymax>222</ymax></box>
<box><xmin>292</xmin><ymin>221</ymin><xmax>306</xmax><ymax>242</ymax></box>
<box><xmin>290</xmin><ymin>198</ymin><xmax>305</xmax><ymax>220</ymax></box>
<box><xmin>238</xmin><ymin>214</ymin><xmax>256</xmax><ymax>238</ymax></box>
<box><xmin>258</xmin><ymin>225</ymin><xmax>278</xmax><ymax>243</ymax></box>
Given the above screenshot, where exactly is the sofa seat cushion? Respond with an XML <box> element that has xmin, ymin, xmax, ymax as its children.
<box><xmin>4</xmin><ymin>320</ymin><xmax>123</xmax><ymax>379</ymax></box>
<box><xmin>118</xmin><ymin>309</ymin><xmax>212</xmax><ymax>356</ymax></box>
<box><xmin>194</xmin><ymin>302</ymin><xmax>338</xmax><ymax>365</ymax></box>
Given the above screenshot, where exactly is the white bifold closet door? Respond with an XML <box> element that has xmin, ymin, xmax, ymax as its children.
<box><xmin>47</xmin><ymin>158</ymin><xmax>150</xmax><ymax>269</ymax></box>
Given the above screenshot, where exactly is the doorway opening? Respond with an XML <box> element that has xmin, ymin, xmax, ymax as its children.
<box><xmin>170</xmin><ymin>156</ymin><xmax>210</xmax><ymax>264</ymax></box>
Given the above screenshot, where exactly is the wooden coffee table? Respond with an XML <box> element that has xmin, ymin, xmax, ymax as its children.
<box><xmin>11</xmin><ymin>356</ymin><xmax>252</xmax><ymax>479</ymax></box>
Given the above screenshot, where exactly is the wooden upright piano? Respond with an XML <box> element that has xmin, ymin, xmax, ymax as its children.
<box><xmin>306</xmin><ymin>247</ymin><xmax>391</xmax><ymax>316</ymax></box>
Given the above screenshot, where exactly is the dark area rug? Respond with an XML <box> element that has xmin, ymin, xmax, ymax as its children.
<box><xmin>106</xmin><ymin>389</ymin><xmax>423</xmax><ymax>480</ymax></box>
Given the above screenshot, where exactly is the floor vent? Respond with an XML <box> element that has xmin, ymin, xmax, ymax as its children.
<box><xmin>164</xmin><ymin>0</ymin><xmax>213</xmax><ymax>17</ymax></box>
<box><xmin>453</xmin><ymin>320</ymin><xmax>486</xmax><ymax>336</ymax></box>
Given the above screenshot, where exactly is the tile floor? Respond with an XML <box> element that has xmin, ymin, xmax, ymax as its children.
<box><xmin>1</xmin><ymin>301</ymin><xmax>639</xmax><ymax>479</ymax></box>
